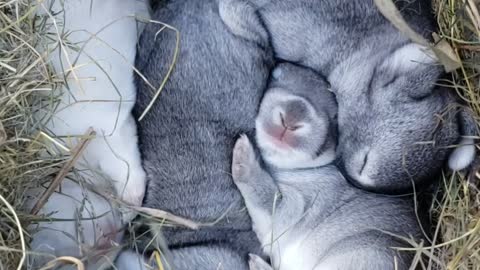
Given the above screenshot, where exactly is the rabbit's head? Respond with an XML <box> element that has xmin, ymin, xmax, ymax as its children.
<box><xmin>256</xmin><ymin>64</ymin><xmax>338</xmax><ymax>169</ymax></box>
<box><xmin>331</xmin><ymin>43</ymin><xmax>474</xmax><ymax>192</ymax></box>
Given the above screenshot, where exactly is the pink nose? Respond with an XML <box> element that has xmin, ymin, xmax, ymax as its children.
<box><xmin>267</xmin><ymin>124</ymin><xmax>288</xmax><ymax>141</ymax></box>
<box><xmin>264</xmin><ymin>123</ymin><xmax>299</xmax><ymax>148</ymax></box>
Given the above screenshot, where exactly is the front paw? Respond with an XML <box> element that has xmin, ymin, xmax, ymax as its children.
<box><xmin>232</xmin><ymin>134</ymin><xmax>256</xmax><ymax>183</ymax></box>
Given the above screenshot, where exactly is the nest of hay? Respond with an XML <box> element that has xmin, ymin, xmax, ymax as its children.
<box><xmin>0</xmin><ymin>1</ymin><xmax>64</xmax><ymax>269</ymax></box>
<box><xmin>0</xmin><ymin>0</ymin><xmax>478</xmax><ymax>269</ymax></box>
<box><xmin>426</xmin><ymin>1</ymin><xmax>480</xmax><ymax>269</ymax></box>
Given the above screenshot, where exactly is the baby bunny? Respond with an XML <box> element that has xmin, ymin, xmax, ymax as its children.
<box><xmin>222</xmin><ymin>0</ymin><xmax>476</xmax><ymax>192</ymax></box>
<box><xmin>37</xmin><ymin>0</ymin><xmax>149</xmax><ymax>208</ymax></box>
<box><xmin>29</xmin><ymin>0</ymin><xmax>149</xmax><ymax>268</ymax></box>
<box><xmin>232</xmin><ymin>64</ymin><xmax>424</xmax><ymax>270</ymax></box>
<box><xmin>132</xmin><ymin>0</ymin><xmax>273</xmax><ymax>268</ymax></box>
<box><xmin>256</xmin><ymin>63</ymin><xmax>337</xmax><ymax>169</ymax></box>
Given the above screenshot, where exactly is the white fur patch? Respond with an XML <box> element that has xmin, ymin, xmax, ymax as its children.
<box><xmin>30</xmin><ymin>1</ymin><xmax>149</xmax><ymax>268</ymax></box>
<box><xmin>273</xmin><ymin>240</ymin><xmax>316</xmax><ymax>270</ymax></box>
<box><xmin>448</xmin><ymin>138</ymin><xmax>476</xmax><ymax>171</ymax></box>
<box><xmin>115</xmin><ymin>250</ymin><xmax>149</xmax><ymax>270</ymax></box>
<box><xmin>385</xmin><ymin>43</ymin><xmax>436</xmax><ymax>73</ymax></box>
<box><xmin>329</xmin><ymin>56</ymin><xmax>373</xmax><ymax>94</ymax></box>
<box><xmin>272</xmin><ymin>67</ymin><xmax>283</xmax><ymax>79</ymax></box>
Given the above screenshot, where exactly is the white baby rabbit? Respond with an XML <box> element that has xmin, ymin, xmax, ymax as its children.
<box><xmin>29</xmin><ymin>0</ymin><xmax>149</xmax><ymax>268</ymax></box>
<box><xmin>37</xmin><ymin>0</ymin><xmax>149</xmax><ymax>208</ymax></box>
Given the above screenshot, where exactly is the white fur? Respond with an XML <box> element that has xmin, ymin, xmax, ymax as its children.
<box><xmin>328</xmin><ymin>51</ymin><xmax>374</xmax><ymax>95</ymax></box>
<box><xmin>448</xmin><ymin>138</ymin><xmax>476</xmax><ymax>171</ymax></box>
<box><xmin>37</xmin><ymin>0</ymin><xmax>149</xmax><ymax>206</ymax></box>
<box><xmin>267</xmin><ymin>238</ymin><xmax>317</xmax><ymax>270</ymax></box>
<box><xmin>27</xmin><ymin>180</ymin><xmax>123</xmax><ymax>269</ymax></box>
<box><xmin>384</xmin><ymin>43</ymin><xmax>437</xmax><ymax>73</ymax></box>
<box><xmin>272</xmin><ymin>66</ymin><xmax>283</xmax><ymax>79</ymax></box>
<box><xmin>30</xmin><ymin>0</ymin><xmax>149</xmax><ymax>268</ymax></box>
<box><xmin>115</xmin><ymin>250</ymin><xmax>150</xmax><ymax>270</ymax></box>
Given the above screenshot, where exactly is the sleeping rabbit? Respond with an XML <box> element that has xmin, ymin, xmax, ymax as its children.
<box><xmin>132</xmin><ymin>0</ymin><xmax>274</xmax><ymax>268</ymax></box>
<box><xmin>29</xmin><ymin>0</ymin><xmax>149</xmax><ymax>268</ymax></box>
<box><xmin>221</xmin><ymin>0</ymin><xmax>477</xmax><ymax>193</ymax></box>
<box><xmin>233</xmin><ymin>63</ymin><xmax>424</xmax><ymax>270</ymax></box>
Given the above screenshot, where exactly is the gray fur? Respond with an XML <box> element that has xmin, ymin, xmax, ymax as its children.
<box><xmin>233</xmin><ymin>137</ymin><xmax>421</xmax><ymax>270</ymax></box>
<box><xmin>133</xmin><ymin>0</ymin><xmax>273</xmax><ymax>268</ymax></box>
<box><xmin>114</xmin><ymin>248</ymin><xmax>246</xmax><ymax>270</ymax></box>
<box><xmin>231</xmin><ymin>66</ymin><xmax>423</xmax><ymax>269</ymax></box>
<box><xmin>222</xmin><ymin>0</ymin><xmax>474</xmax><ymax>192</ymax></box>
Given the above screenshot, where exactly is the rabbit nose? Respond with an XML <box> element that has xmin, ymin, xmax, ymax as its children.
<box><xmin>280</xmin><ymin>112</ymin><xmax>302</xmax><ymax>131</ymax></box>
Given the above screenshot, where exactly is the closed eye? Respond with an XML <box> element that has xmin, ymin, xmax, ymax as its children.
<box><xmin>409</xmin><ymin>92</ymin><xmax>431</xmax><ymax>102</ymax></box>
<box><xmin>383</xmin><ymin>76</ymin><xmax>398</xmax><ymax>88</ymax></box>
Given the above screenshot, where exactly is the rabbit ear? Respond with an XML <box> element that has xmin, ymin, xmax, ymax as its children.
<box><xmin>448</xmin><ymin>107</ymin><xmax>477</xmax><ymax>171</ymax></box>
<box><xmin>219</xmin><ymin>0</ymin><xmax>270</xmax><ymax>48</ymax></box>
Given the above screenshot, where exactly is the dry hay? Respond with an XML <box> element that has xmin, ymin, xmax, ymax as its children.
<box><xmin>0</xmin><ymin>0</ymin><xmax>478</xmax><ymax>269</ymax></box>
<box><xmin>0</xmin><ymin>0</ymin><xmax>64</xmax><ymax>269</ymax></box>
<box><xmin>426</xmin><ymin>1</ymin><xmax>480</xmax><ymax>269</ymax></box>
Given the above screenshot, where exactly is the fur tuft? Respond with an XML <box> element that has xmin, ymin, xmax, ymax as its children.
<box><xmin>448</xmin><ymin>138</ymin><xmax>476</xmax><ymax>171</ymax></box>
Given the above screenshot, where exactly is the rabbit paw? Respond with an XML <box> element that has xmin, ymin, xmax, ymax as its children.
<box><xmin>232</xmin><ymin>135</ymin><xmax>256</xmax><ymax>183</ymax></box>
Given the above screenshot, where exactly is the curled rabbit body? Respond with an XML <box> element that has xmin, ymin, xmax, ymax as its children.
<box><xmin>133</xmin><ymin>0</ymin><xmax>273</xmax><ymax>268</ymax></box>
<box><xmin>29</xmin><ymin>0</ymin><xmax>149</xmax><ymax>268</ymax></box>
<box><xmin>232</xmin><ymin>64</ymin><xmax>423</xmax><ymax>270</ymax></box>
<box><xmin>222</xmin><ymin>0</ymin><xmax>476</xmax><ymax>192</ymax></box>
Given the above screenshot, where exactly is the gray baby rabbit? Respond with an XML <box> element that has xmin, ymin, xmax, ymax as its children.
<box><xmin>232</xmin><ymin>63</ymin><xmax>423</xmax><ymax>270</ymax></box>
<box><xmin>255</xmin><ymin>63</ymin><xmax>337</xmax><ymax>169</ymax></box>
<box><xmin>222</xmin><ymin>0</ymin><xmax>476</xmax><ymax>193</ymax></box>
<box><xmin>133</xmin><ymin>0</ymin><xmax>273</xmax><ymax>268</ymax></box>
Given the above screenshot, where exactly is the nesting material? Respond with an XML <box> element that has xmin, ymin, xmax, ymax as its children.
<box><xmin>0</xmin><ymin>1</ymin><xmax>63</xmax><ymax>269</ymax></box>
<box><xmin>0</xmin><ymin>0</ymin><xmax>479</xmax><ymax>269</ymax></box>
<box><xmin>426</xmin><ymin>1</ymin><xmax>480</xmax><ymax>269</ymax></box>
